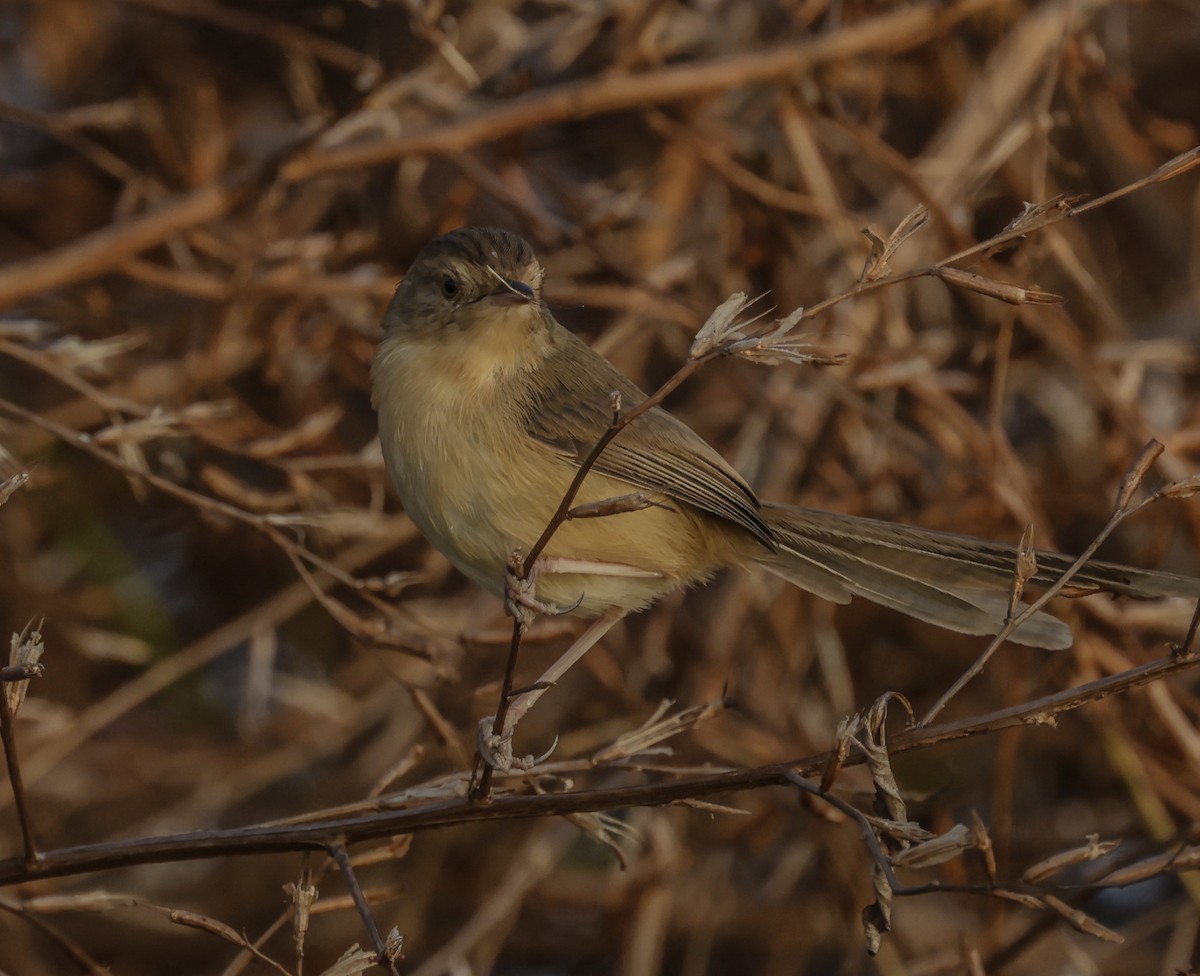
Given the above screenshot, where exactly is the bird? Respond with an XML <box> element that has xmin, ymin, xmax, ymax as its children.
<box><xmin>372</xmin><ymin>226</ymin><xmax>1200</xmax><ymax>752</ymax></box>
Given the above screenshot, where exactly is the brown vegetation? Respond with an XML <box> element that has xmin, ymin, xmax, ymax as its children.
<box><xmin>2</xmin><ymin>0</ymin><xmax>1200</xmax><ymax>973</ymax></box>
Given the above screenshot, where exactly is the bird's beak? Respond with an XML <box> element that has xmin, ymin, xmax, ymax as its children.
<box><xmin>481</xmin><ymin>280</ymin><xmax>536</xmax><ymax>307</ymax></box>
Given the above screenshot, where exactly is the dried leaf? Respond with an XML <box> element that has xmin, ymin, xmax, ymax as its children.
<box><xmin>320</xmin><ymin>945</ymin><xmax>379</xmax><ymax>976</ymax></box>
<box><xmin>732</xmin><ymin>332</ymin><xmax>847</xmax><ymax>367</ymax></box>
<box><xmin>92</xmin><ymin>401</ymin><xmax>236</xmax><ymax>446</ymax></box>
<box><xmin>857</xmin><ymin>693</ymin><xmax>913</xmax><ymax>825</ymax></box>
<box><xmin>861</xmin><ymin>862</ymin><xmax>892</xmax><ymax>956</ymax></box>
<box><xmin>890</xmin><ymin>823</ymin><xmax>973</xmax><ymax>868</ymax></box>
<box><xmin>65</xmin><ymin>625</ymin><xmax>152</xmax><ymax>665</ymax></box>
<box><xmin>1151</xmin><ymin>145</ymin><xmax>1200</xmax><ymax>182</ymax></box>
<box><xmin>384</xmin><ymin>928</ymin><xmax>404</xmax><ymax>964</ymax></box>
<box><xmin>688</xmin><ymin>292</ymin><xmax>844</xmax><ymax>367</ymax></box>
<box><xmin>0</xmin><ymin>470</ymin><xmax>29</xmax><ymax>507</ymax></box>
<box><xmin>24</xmin><ymin>890</ymin><xmax>135</xmax><ymax>912</ymax></box>
<box><xmin>865</xmin><ymin>817</ymin><xmax>935</xmax><ymax>845</ymax></box>
<box><xmin>201</xmin><ymin>465</ymin><xmax>298</xmax><ymax>512</ymax></box>
<box><xmin>0</xmin><ymin>318</ymin><xmax>54</xmax><ymax>341</ymax></box>
<box><xmin>821</xmin><ymin>714</ymin><xmax>857</xmax><ymax>792</ymax></box>
<box><xmin>937</xmin><ymin>266</ymin><xmax>1063</xmax><ymax>305</ymax></box>
<box><xmin>1022</xmin><ymin>834</ymin><xmax>1120</xmax><ymax>883</ymax></box>
<box><xmin>6</xmin><ymin>619</ymin><xmax>45</xmax><ymax>715</ymax></box>
<box><xmin>859</xmin><ymin>227</ymin><xmax>888</xmax><ymax>282</ymax></box>
<box><xmin>565</xmin><ymin>810</ymin><xmax>641</xmax><ymax>868</ymax></box>
<box><xmin>1159</xmin><ymin>474</ymin><xmax>1200</xmax><ymax>500</ymax></box>
<box><xmin>593</xmin><ymin>698</ymin><xmax>726</xmax><ymax>762</ymax></box>
<box><xmin>860</xmin><ymin>204</ymin><xmax>929</xmax><ymax>280</ymax></box>
<box><xmin>245</xmin><ymin>405</ymin><xmax>345</xmax><ymax>458</ymax></box>
<box><xmin>1002</xmin><ymin>195</ymin><xmax>1075</xmax><ymax>235</ymax></box>
<box><xmin>970</xmin><ymin>811</ymin><xmax>996</xmax><ymax>881</ymax></box>
<box><xmin>1101</xmin><ymin>845</ymin><xmax>1200</xmax><ymax>887</ymax></box>
<box><xmin>689</xmin><ymin>292</ymin><xmax>756</xmax><ymax>358</ymax></box>
<box><xmin>285</xmin><ymin>860</ymin><xmax>319</xmax><ymax>957</ymax></box>
<box><xmin>993</xmin><ymin>889</ymin><xmax>1046</xmax><ymax>910</ymax></box>
<box><xmin>45</xmin><ymin>332</ymin><xmax>147</xmax><ymax>377</ymax></box>
<box><xmin>164</xmin><ymin>908</ymin><xmax>246</xmax><ymax>945</ymax></box>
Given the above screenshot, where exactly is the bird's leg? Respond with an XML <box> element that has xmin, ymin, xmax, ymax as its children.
<box><xmin>504</xmin><ymin>554</ymin><xmax>660</xmax><ymax>624</ymax></box>
<box><xmin>478</xmin><ymin>606</ymin><xmax>627</xmax><ymax>771</ymax></box>
<box><xmin>484</xmin><ymin>553</ymin><xmax>659</xmax><ymax>771</ymax></box>
<box><xmin>505</xmin><ymin>607</ymin><xmax>627</xmax><ymax>728</ymax></box>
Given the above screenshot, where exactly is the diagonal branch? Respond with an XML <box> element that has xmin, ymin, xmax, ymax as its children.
<box><xmin>4</xmin><ymin>646</ymin><xmax>1198</xmax><ymax>887</ymax></box>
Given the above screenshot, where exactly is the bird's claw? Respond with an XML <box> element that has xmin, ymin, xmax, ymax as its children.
<box><xmin>503</xmin><ymin>552</ymin><xmax>583</xmax><ymax>626</ymax></box>
<box><xmin>476</xmin><ymin>716</ymin><xmax>558</xmax><ymax>772</ymax></box>
<box><xmin>477</xmin><ymin>716</ymin><xmax>517</xmax><ymax>771</ymax></box>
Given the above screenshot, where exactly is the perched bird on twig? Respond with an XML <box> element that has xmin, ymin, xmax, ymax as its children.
<box><xmin>372</xmin><ymin>227</ymin><xmax>1200</xmax><ymax>758</ymax></box>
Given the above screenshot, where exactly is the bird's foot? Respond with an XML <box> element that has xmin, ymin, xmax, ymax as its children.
<box><xmin>476</xmin><ymin>715</ymin><xmax>558</xmax><ymax>772</ymax></box>
<box><xmin>504</xmin><ymin>551</ymin><xmax>583</xmax><ymax>626</ymax></box>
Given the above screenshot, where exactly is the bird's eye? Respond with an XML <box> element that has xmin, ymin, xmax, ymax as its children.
<box><xmin>441</xmin><ymin>276</ymin><xmax>459</xmax><ymax>298</ymax></box>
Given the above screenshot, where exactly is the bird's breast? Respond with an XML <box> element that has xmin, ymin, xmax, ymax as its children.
<box><xmin>372</xmin><ymin>329</ymin><xmax>737</xmax><ymax>614</ymax></box>
<box><xmin>373</xmin><ymin>331</ymin><xmax>543</xmax><ymax>593</ymax></box>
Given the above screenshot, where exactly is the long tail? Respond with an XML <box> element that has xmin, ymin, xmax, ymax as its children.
<box><xmin>757</xmin><ymin>503</ymin><xmax>1200</xmax><ymax>650</ymax></box>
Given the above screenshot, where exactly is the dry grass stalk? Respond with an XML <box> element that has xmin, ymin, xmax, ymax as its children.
<box><xmin>0</xmin><ymin>0</ymin><xmax>1199</xmax><ymax>972</ymax></box>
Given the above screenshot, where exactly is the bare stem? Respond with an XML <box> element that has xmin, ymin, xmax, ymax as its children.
<box><xmin>4</xmin><ymin>647</ymin><xmax>1197</xmax><ymax>887</ymax></box>
<box><xmin>328</xmin><ymin>843</ymin><xmax>400</xmax><ymax>976</ymax></box>
<box><xmin>0</xmin><ymin>678</ymin><xmax>38</xmax><ymax>866</ymax></box>
<box><xmin>920</xmin><ymin>440</ymin><xmax>1168</xmax><ymax>726</ymax></box>
<box><xmin>521</xmin><ymin>354</ymin><xmax>713</xmax><ymax>576</ymax></box>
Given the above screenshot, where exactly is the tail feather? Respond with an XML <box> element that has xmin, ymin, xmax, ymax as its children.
<box><xmin>759</xmin><ymin>503</ymin><xmax>1200</xmax><ymax>650</ymax></box>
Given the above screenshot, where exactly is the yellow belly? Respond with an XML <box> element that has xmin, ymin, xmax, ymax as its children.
<box><xmin>373</xmin><ymin>332</ymin><xmax>730</xmax><ymax>614</ymax></box>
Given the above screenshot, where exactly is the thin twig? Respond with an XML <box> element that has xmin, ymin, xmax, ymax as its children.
<box><xmin>0</xmin><ymin>397</ymin><xmax>419</xmax><ymax>648</ymax></box>
<box><xmin>1174</xmin><ymin>599</ymin><xmax>1200</xmax><ymax>659</ymax></box>
<box><xmin>3</xmin><ymin>648</ymin><xmax>1198</xmax><ymax>886</ymax></box>
<box><xmin>0</xmin><ymin>664</ymin><xmax>44</xmax><ymax>683</ymax></box>
<box><xmin>521</xmin><ymin>357</ymin><xmax>714</xmax><ymax>577</ymax></box>
<box><xmin>0</xmin><ymin>675</ymin><xmax>38</xmax><ymax>866</ymax></box>
<box><xmin>783</xmin><ymin>769</ymin><xmax>899</xmax><ymax>889</ymax></box>
<box><xmin>793</xmin><ymin>147</ymin><xmax>1200</xmax><ymax>327</ymax></box>
<box><xmin>920</xmin><ymin>440</ymin><xmax>1170</xmax><ymax>725</ymax></box>
<box><xmin>328</xmin><ymin>843</ymin><xmax>400</xmax><ymax>976</ymax></box>
<box><xmin>0</xmin><ymin>178</ymin><xmax>249</xmax><ymax>313</ymax></box>
<box><xmin>473</xmin><ymin>355</ymin><xmax>716</xmax><ymax>799</ymax></box>
<box><xmin>281</xmin><ymin>0</ymin><xmax>1007</xmax><ymax>181</ymax></box>
<box><xmin>470</xmin><ymin>616</ymin><xmax>526</xmax><ymax>803</ymax></box>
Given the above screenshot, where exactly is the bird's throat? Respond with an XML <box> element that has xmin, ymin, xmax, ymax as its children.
<box><xmin>449</xmin><ymin>302</ymin><xmax>551</xmax><ymax>393</ymax></box>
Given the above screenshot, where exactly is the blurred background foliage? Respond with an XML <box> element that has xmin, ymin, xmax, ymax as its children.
<box><xmin>1</xmin><ymin>0</ymin><xmax>1199</xmax><ymax>973</ymax></box>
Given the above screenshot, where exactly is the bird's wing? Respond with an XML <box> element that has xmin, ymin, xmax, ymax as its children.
<box><xmin>518</xmin><ymin>329</ymin><xmax>774</xmax><ymax>548</ymax></box>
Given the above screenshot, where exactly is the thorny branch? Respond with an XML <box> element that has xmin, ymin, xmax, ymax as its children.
<box><xmin>2</xmin><ymin>645</ymin><xmax>1199</xmax><ymax>887</ymax></box>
